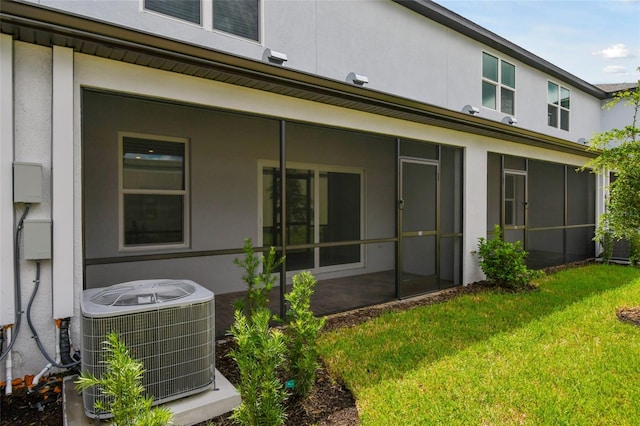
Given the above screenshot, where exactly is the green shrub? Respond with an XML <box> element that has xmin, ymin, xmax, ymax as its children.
<box><xmin>285</xmin><ymin>271</ymin><xmax>325</xmax><ymax>398</ymax></box>
<box><xmin>75</xmin><ymin>331</ymin><xmax>172</xmax><ymax>426</ymax></box>
<box><xmin>233</xmin><ymin>238</ymin><xmax>283</xmax><ymax>318</ymax></box>
<box><xmin>596</xmin><ymin>227</ymin><xmax>614</xmax><ymax>264</ymax></box>
<box><xmin>229</xmin><ymin>308</ymin><xmax>287</xmax><ymax>426</ymax></box>
<box><xmin>477</xmin><ymin>225</ymin><xmax>543</xmax><ymax>289</ymax></box>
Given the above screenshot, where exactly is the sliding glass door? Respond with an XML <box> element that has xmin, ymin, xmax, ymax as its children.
<box><xmin>261</xmin><ymin>163</ymin><xmax>363</xmax><ymax>273</ymax></box>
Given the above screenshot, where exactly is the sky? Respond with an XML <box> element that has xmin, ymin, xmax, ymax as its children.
<box><xmin>436</xmin><ymin>0</ymin><xmax>640</xmax><ymax>85</ymax></box>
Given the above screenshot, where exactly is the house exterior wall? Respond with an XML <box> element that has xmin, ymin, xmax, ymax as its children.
<box><xmin>0</xmin><ymin>0</ymin><xmax>619</xmax><ymax>379</ymax></box>
<box><xmin>6</xmin><ymin>41</ymin><xmax>57</xmax><ymax>374</ymax></box>
<box><xmin>0</xmin><ymin>42</ymin><xmax>597</xmax><ymax>377</ymax></box>
<box><xmin>24</xmin><ymin>0</ymin><xmax>602</xmax><ymax>143</ymax></box>
<box><xmin>601</xmin><ymin>96</ymin><xmax>636</xmax><ymax>136</ymax></box>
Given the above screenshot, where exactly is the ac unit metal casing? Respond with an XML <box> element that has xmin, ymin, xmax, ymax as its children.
<box><xmin>81</xmin><ymin>279</ymin><xmax>215</xmax><ymax>419</ymax></box>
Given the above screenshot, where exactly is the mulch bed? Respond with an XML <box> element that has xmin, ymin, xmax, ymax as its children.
<box><xmin>616</xmin><ymin>306</ymin><xmax>640</xmax><ymax>327</ymax></box>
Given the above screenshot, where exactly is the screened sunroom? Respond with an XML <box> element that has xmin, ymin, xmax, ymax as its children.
<box><xmin>82</xmin><ymin>90</ymin><xmax>464</xmax><ymax>335</ymax></box>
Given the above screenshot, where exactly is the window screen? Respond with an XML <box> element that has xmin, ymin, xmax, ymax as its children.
<box><xmin>144</xmin><ymin>0</ymin><xmax>201</xmax><ymax>24</ymax></box>
<box><xmin>214</xmin><ymin>0</ymin><xmax>259</xmax><ymax>41</ymax></box>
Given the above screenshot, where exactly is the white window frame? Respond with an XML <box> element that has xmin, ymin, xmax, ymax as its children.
<box><xmin>482</xmin><ymin>52</ymin><xmax>516</xmax><ymax>115</ymax></box>
<box><xmin>141</xmin><ymin>0</ymin><xmax>204</xmax><ymax>27</ymax></box>
<box><xmin>118</xmin><ymin>132</ymin><xmax>190</xmax><ymax>251</ymax></box>
<box><xmin>141</xmin><ymin>0</ymin><xmax>262</xmax><ymax>43</ymax></box>
<box><xmin>547</xmin><ymin>81</ymin><xmax>570</xmax><ymax>131</ymax></box>
<box><xmin>257</xmin><ymin>160</ymin><xmax>366</xmax><ymax>276</ymax></box>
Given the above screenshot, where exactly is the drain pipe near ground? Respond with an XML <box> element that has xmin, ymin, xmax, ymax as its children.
<box><xmin>32</xmin><ymin>363</ymin><xmax>52</xmax><ymax>386</ymax></box>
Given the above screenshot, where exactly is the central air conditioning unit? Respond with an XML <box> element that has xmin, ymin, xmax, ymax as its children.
<box><xmin>80</xmin><ymin>279</ymin><xmax>215</xmax><ymax>419</ymax></box>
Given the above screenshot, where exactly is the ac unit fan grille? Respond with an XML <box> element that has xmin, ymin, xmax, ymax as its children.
<box><xmin>81</xmin><ymin>300</ymin><xmax>214</xmax><ymax>418</ymax></box>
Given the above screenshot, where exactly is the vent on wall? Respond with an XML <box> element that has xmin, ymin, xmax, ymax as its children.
<box><xmin>81</xmin><ymin>279</ymin><xmax>215</xmax><ymax>419</ymax></box>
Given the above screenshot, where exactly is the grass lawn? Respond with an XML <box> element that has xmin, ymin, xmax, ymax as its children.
<box><xmin>318</xmin><ymin>264</ymin><xmax>640</xmax><ymax>425</ymax></box>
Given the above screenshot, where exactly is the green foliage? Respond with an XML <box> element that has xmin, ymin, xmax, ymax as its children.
<box><xmin>229</xmin><ymin>308</ymin><xmax>288</xmax><ymax>426</ymax></box>
<box><xmin>597</xmin><ymin>227</ymin><xmax>614</xmax><ymax>264</ymax></box>
<box><xmin>477</xmin><ymin>225</ymin><xmax>542</xmax><ymax>289</ymax></box>
<box><xmin>75</xmin><ymin>332</ymin><xmax>172</xmax><ymax>426</ymax></box>
<box><xmin>284</xmin><ymin>272</ymin><xmax>326</xmax><ymax>397</ymax></box>
<box><xmin>233</xmin><ymin>238</ymin><xmax>283</xmax><ymax>317</ymax></box>
<box><xmin>584</xmin><ymin>71</ymin><xmax>640</xmax><ymax>243</ymax></box>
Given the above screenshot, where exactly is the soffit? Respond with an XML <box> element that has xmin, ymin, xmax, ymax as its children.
<box><xmin>0</xmin><ymin>0</ymin><xmax>595</xmax><ymax>157</ymax></box>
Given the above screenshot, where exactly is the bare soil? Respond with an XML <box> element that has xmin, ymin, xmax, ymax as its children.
<box><xmin>4</xmin><ymin>259</ymin><xmax>635</xmax><ymax>426</ymax></box>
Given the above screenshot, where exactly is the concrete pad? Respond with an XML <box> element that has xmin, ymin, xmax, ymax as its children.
<box><xmin>63</xmin><ymin>370</ymin><xmax>240</xmax><ymax>426</ymax></box>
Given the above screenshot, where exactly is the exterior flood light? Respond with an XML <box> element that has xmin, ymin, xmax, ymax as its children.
<box><xmin>264</xmin><ymin>48</ymin><xmax>287</xmax><ymax>65</ymax></box>
<box><xmin>462</xmin><ymin>105</ymin><xmax>480</xmax><ymax>115</ymax></box>
<box><xmin>502</xmin><ymin>116</ymin><xmax>518</xmax><ymax>125</ymax></box>
<box><xmin>347</xmin><ymin>72</ymin><xmax>369</xmax><ymax>86</ymax></box>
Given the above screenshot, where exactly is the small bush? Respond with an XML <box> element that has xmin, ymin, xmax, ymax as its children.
<box><xmin>75</xmin><ymin>331</ymin><xmax>172</xmax><ymax>426</ymax></box>
<box><xmin>285</xmin><ymin>271</ymin><xmax>325</xmax><ymax>398</ymax></box>
<box><xmin>477</xmin><ymin>225</ymin><xmax>543</xmax><ymax>289</ymax></box>
<box><xmin>233</xmin><ymin>238</ymin><xmax>283</xmax><ymax>318</ymax></box>
<box><xmin>229</xmin><ymin>308</ymin><xmax>288</xmax><ymax>426</ymax></box>
<box><xmin>596</xmin><ymin>228</ymin><xmax>614</xmax><ymax>264</ymax></box>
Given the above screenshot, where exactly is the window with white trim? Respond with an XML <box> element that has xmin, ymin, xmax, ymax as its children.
<box><xmin>143</xmin><ymin>0</ymin><xmax>260</xmax><ymax>42</ymax></box>
<box><xmin>213</xmin><ymin>0</ymin><xmax>259</xmax><ymax>41</ymax></box>
<box><xmin>120</xmin><ymin>133</ymin><xmax>189</xmax><ymax>249</ymax></box>
<box><xmin>548</xmin><ymin>82</ymin><xmax>570</xmax><ymax>131</ymax></box>
<box><xmin>144</xmin><ymin>0</ymin><xmax>201</xmax><ymax>25</ymax></box>
<box><xmin>261</xmin><ymin>162</ymin><xmax>364</xmax><ymax>272</ymax></box>
<box><xmin>482</xmin><ymin>52</ymin><xmax>516</xmax><ymax>115</ymax></box>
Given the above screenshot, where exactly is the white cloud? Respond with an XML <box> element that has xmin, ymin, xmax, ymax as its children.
<box><xmin>593</xmin><ymin>44</ymin><xmax>631</xmax><ymax>59</ymax></box>
<box><xmin>603</xmin><ymin>65</ymin><xmax>627</xmax><ymax>74</ymax></box>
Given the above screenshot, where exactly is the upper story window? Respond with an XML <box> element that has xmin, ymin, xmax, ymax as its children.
<box><xmin>548</xmin><ymin>82</ymin><xmax>570</xmax><ymax>131</ymax></box>
<box><xmin>214</xmin><ymin>0</ymin><xmax>259</xmax><ymax>41</ymax></box>
<box><xmin>482</xmin><ymin>52</ymin><xmax>516</xmax><ymax>115</ymax></box>
<box><xmin>143</xmin><ymin>0</ymin><xmax>260</xmax><ymax>42</ymax></box>
<box><xmin>120</xmin><ymin>133</ymin><xmax>189</xmax><ymax>250</ymax></box>
<box><xmin>144</xmin><ymin>0</ymin><xmax>201</xmax><ymax>25</ymax></box>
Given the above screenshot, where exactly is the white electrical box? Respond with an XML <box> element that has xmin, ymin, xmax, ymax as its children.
<box><xmin>23</xmin><ymin>220</ymin><xmax>52</xmax><ymax>260</ymax></box>
<box><xmin>13</xmin><ymin>162</ymin><xmax>42</xmax><ymax>203</ymax></box>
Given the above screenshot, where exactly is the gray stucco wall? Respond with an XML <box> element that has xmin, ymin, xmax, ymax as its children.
<box><xmin>7</xmin><ymin>42</ymin><xmax>57</xmax><ymax>378</ymax></box>
<box><xmin>26</xmin><ymin>0</ymin><xmax>603</xmax><ymax>144</ymax></box>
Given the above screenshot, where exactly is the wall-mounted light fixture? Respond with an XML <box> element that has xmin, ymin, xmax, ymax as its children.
<box><xmin>264</xmin><ymin>48</ymin><xmax>288</xmax><ymax>65</ymax></box>
<box><xmin>347</xmin><ymin>72</ymin><xmax>369</xmax><ymax>86</ymax></box>
<box><xmin>462</xmin><ymin>105</ymin><xmax>480</xmax><ymax>115</ymax></box>
<box><xmin>502</xmin><ymin>116</ymin><xmax>518</xmax><ymax>125</ymax></box>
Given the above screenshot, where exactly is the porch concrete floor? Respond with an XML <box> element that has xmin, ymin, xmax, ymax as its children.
<box><xmin>215</xmin><ymin>270</ymin><xmax>398</xmax><ymax>337</ymax></box>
